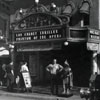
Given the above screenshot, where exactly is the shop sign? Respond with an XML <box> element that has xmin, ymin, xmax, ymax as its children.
<box><xmin>87</xmin><ymin>42</ymin><xmax>99</xmax><ymax>51</ymax></box>
<box><xmin>88</xmin><ymin>28</ymin><xmax>100</xmax><ymax>43</ymax></box>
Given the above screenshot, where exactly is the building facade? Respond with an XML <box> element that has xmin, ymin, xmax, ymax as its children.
<box><xmin>10</xmin><ymin>0</ymin><xmax>100</xmax><ymax>87</ymax></box>
<box><xmin>0</xmin><ymin>0</ymin><xmax>11</xmax><ymax>64</ymax></box>
<box><xmin>0</xmin><ymin>0</ymin><xmax>11</xmax><ymax>82</ymax></box>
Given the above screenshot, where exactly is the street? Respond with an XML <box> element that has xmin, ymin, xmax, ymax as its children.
<box><xmin>0</xmin><ymin>95</ymin><xmax>33</xmax><ymax>100</ymax></box>
<box><xmin>0</xmin><ymin>94</ymin><xmax>82</xmax><ymax>100</ymax></box>
<box><xmin>0</xmin><ymin>86</ymin><xmax>82</xmax><ymax>100</ymax></box>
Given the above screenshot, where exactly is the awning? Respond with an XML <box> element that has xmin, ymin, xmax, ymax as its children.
<box><xmin>79</xmin><ymin>1</ymin><xmax>91</xmax><ymax>14</ymax></box>
<box><xmin>0</xmin><ymin>46</ymin><xmax>9</xmax><ymax>57</ymax></box>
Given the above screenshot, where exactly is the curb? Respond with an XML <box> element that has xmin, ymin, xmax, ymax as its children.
<box><xmin>0</xmin><ymin>86</ymin><xmax>80</xmax><ymax>100</ymax></box>
<box><xmin>0</xmin><ymin>91</ymin><xmax>73</xmax><ymax>100</ymax></box>
<box><xmin>0</xmin><ymin>88</ymin><xmax>66</xmax><ymax>100</ymax></box>
<box><xmin>0</xmin><ymin>92</ymin><xmax>58</xmax><ymax>100</ymax></box>
<box><xmin>0</xmin><ymin>91</ymin><xmax>80</xmax><ymax>100</ymax></box>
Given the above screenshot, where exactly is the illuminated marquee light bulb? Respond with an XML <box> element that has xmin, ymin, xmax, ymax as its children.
<box><xmin>51</xmin><ymin>2</ymin><xmax>56</xmax><ymax>8</ymax></box>
<box><xmin>35</xmin><ymin>0</ymin><xmax>39</xmax><ymax>4</ymax></box>
<box><xmin>19</xmin><ymin>8</ymin><xmax>23</xmax><ymax>14</ymax></box>
<box><xmin>64</xmin><ymin>41</ymin><xmax>69</xmax><ymax>46</ymax></box>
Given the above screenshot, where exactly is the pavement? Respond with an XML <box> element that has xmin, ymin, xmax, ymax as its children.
<box><xmin>0</xmin><ymin>85</ymin><xmax>82</xmax><ymax>100</ymax></box>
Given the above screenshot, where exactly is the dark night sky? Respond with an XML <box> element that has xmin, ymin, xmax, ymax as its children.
<box><xmin>9</xmin><ymin>0</ymin><xmax>81</xmax><ymax>13</ymax></box>
<box><xmin>11</xmin><ymin>0</ymin><xmax>67</xmax><ymax>10</ymax></box>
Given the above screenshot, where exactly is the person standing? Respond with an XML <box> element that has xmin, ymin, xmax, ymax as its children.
<box><xmin>20</xmin><ymin>61</ymin><xmax>29</xmax><ymax>92</ymax></box>
<box><xmin>20</xmin><ymin>62</ymin><xmax>29</xmax><ymax>72</ymax></box>
<box><xmin>1</xmin><ymin>64</ymin><xmax>7</xmax><ymax>86</ymax></box>
<box><xmin>6</xmin><ymin>62</ymin><xmax>14</xmax><ymax>92</ymax></box>
<box><xmin>62</xmin><ymin>59</ymin><xmax>73</xmax><ymax>94</ymax></box>
<box><xmin>46</xmin><ymin>59</ymin><xmax>63</xmax><ymax>95</ymax></box>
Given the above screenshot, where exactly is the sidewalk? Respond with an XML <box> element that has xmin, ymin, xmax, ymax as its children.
<box><xmin>0</xmin><ymin>86</ymin><xmax>81</xmax><ymax>100</ymax></box>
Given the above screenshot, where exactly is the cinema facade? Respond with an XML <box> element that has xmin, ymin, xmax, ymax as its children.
<box><xmin>10</xmin><ymin>0</ymin><xmax>100</xmax><ymax>87</ymax></box>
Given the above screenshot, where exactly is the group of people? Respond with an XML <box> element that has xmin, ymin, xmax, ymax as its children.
<box><xmin>46</xmin><ymin>59</ymin><xmax>73</xmax><ymax>95</ymax></box>
<box><xmin>17</xmin><ymin>61</ymin><xmax>29</xmax><ymax>92</ymax></box>
<box><xmin>0</xmin><ymin>61</ymin><xmax>29</xmax><ymax>92</ymax></box>
<box><xmin>0</xmin><ymin>59</ymin><xmax>73</xmax><ymax>95</ymax></box>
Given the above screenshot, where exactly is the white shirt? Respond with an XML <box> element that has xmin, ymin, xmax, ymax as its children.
<box><xmin>20</xmin><ymin>64</ymin><xmax>29</xmax><ymax>72</ymax></box>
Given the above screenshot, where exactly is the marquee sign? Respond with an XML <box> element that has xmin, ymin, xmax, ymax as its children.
<box><xmin>13</xmin><ymin>25</ymin><xmax>67</xmax><ymax>43</ymax></box>
<box><xmin>11</xmin><ymin>12</ymin><xmax>68</xmax><ymax>43</ymax></box>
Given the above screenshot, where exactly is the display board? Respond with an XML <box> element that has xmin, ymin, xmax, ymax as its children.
<box><xmin>22</xmin><ymin>72</ymin><xmax>32</xmax><ymax>88</ymax></box>
<box><xmin>88</xmin><ymin>28</ymin><xmax>100</xmax><ymax>43</ymax></box>
<box><xmin>13</xmin><ymin>25</ymin><xmax>67</xmax><ymax>43</ymax></box>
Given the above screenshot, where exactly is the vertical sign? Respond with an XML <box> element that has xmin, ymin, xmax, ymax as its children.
<box><xmin>22</xmin><ymin>72</ymin><xmax>32</xmax><ymax>88</ymax></box>
<box><xmin>88</xmin><ymin>28</ymin><xmax>100</xmax><ymax>43</ymax></box>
